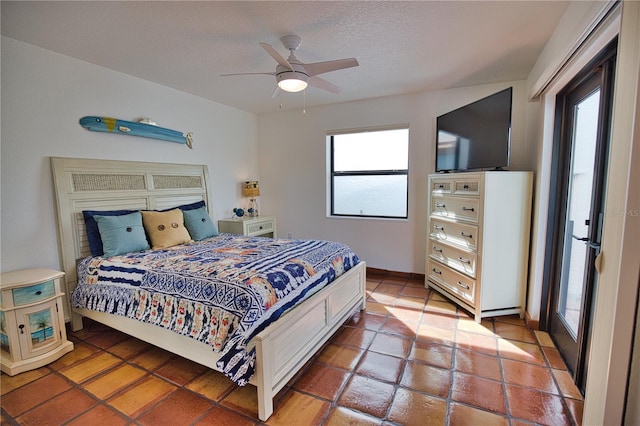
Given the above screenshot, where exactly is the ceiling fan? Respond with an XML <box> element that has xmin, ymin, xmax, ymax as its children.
<box><xmin>221</xmin><ymin>34</ymin><xmax>359</xmax><ymax>96</ymax></box>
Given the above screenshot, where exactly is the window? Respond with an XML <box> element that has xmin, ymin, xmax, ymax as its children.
<box><xmin>329</xmin><ymin>127</ymin><xmax>409</xmax><ymax>218</ymax></box>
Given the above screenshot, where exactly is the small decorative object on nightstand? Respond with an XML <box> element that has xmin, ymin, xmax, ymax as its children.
<box><xmin>218</xmin><ymin>216</ymin><xmax>276</xmax><ymax>238</ymax></box>
<box><xmin>0</xmin><ymin>268</ymin><xmax>74</xmax><ymax>375</ymax></box>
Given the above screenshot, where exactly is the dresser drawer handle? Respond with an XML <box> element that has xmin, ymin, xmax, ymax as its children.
<box><xmin>463</xmin><ymin>184</ymin><xmax>469</xmax><ymax>189</ymax></box>
<box><xmin>436</xmin><ymin>203</ymin><xmax>446</xmax><ymax>208</ymax></box>
<box><xmin>460</xmin><ymin>232</ymin><xmax>473</xmax><ymax>238</ymax></box>
<box><xmin>458</xmin><ymin>257</ymin><xmax>471</xmax><ymax>264</ymax></box>
<box><xmin>35</xmin><ymin>290</ymin><xmax>42</xmax><ymax>295</ymax></box>
<box><xmin>431</xmin><ymin>268</ymin><xmax>442</xmax><ymax>275</ymax></box>
<box><xmin>437</xmin><ymin>184</ymin><xmax>444</xmax><ymax>189</ymax></box>
<box><xmin>433</xmin><ymin>246</ymin><xmax>442</xmax><ymax>253</ymax></box>
<box><xmin>456</xmin><ymin>281</ymin><xmax>470</xmax><ymax>290</ymax></box>
<box><xmin>462</xmin><ymin>207</ymin><xmax>475</xmax><ymax>212</ymax></box>
<box><xmin>434</xmin><ymin>225</ymin><xmax>444</xmax><ymax>231</ymax></box>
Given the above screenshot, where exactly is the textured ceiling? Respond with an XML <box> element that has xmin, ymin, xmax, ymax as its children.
<box><xmin>1</xmin><ymin>1</ymin><xmax>570</xmax><ymax>114</ymax></box>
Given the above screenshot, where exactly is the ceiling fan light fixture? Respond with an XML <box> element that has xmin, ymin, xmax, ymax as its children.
<box><xmin>277</xmin><ymin>72</ymin><xmax>309</xmax><ymax>92</ymax></box>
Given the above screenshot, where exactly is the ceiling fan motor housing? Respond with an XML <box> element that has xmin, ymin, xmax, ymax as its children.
<box><xmin>276</xmin><ymin>63</ymin><xmax>309</xmax><ymax>85</ymax></box>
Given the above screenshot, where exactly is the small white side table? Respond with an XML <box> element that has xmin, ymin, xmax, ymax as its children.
<box><xmin>1</xmin><ymin>268</ymin><xmax>74</xmax><ymax>375</ymax></box>
<box><xmin>218</xmin><ymin>216</ymin><xmax>277</xmax><ymax>238</ymax></box>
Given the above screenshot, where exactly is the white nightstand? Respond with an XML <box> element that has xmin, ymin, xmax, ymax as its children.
<box><xmin>218</xmin><ymin>216</ymin><xmax>277</xmax><ymax>238</ymax></box>
<box><xmin>1</xmin><ymin>268</ymin><xmax>74</xmax><ymax>375</ymax></box>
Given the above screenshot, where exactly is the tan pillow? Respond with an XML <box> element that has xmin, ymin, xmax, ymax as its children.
<box><xmin>141</xmin><ymin>209</ymin><xmax>192</xmax><ymax>249</ymax></box>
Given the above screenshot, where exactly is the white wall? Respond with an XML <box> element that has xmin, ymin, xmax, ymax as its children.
<box><xmin>0</xmin><ymin>36</ymin><xmax>259</xmax><ymax>273</ymax></box>
<box><xmin>257</xmin><ymin>81</ymin><xmax>534</xmax><ymax>274</ymax></box>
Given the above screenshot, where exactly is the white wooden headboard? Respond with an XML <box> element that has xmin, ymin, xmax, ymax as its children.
<box><xmin>51</xmin><ymin>157</ymin><xmax>211</xmax><ymax>321</ymax></box>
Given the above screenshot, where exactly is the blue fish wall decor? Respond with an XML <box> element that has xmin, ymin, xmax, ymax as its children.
<box><xmin>79</xmin><ymin>116</ymin><xmax>193</xmax><ymax>148</ymax></box>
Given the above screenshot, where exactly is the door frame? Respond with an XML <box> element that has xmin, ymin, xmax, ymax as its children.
<box><xmin>540</xmin><ymin>39</ymin><xmax>617</xmax><ymax>391</ymax></box>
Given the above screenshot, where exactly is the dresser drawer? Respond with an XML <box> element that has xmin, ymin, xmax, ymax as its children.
<box><xmin>247</xmin><ymin>219</ymin><xmax>274</xmax><ymax>236</ymax></box>
<box><xmin>431</xmin><ymin>179</ymin><xmax>452</xmax><ymax>194</ymax></box>
<box><xmin>427</xmin><ymin>260</ymin><xmax>475</xmax><ymax>304</ymax></box>
<box><xmin>430</xmin><ymin>196</ymin><xmax>479</xmax><ymax>223</ymax></box>
<box><xmin>453</xmin><ymin>178</ymin><xmax>480</xmax><ymax>195</ymax></box>
<box><xmin>429</xmin><ymin>240</ymin><xmax>476</xmax><ymax>277</ymax></box>
<box><xmin>429</xmin><ymin>218</ymin><xmax>478</xmax><ymax>251</ymax></box>
<box><xmin>12</xmin><ymin>281</ymin><xmax>56</xmax><ymax>306</ymax></box>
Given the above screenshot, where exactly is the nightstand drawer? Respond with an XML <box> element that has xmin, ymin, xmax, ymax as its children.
<box><xmin>12</xmin><ymin>281</ymin><xmax>55</xmax><ymax>306</ymax></box>
<box><xmin>247</xmin><ymin>220</ymin><xmax>274</xmax><ymax>235</ymax></box>
<box><xmin>218</xmin><ymin>216</ymin><xmax>276</xmax><ymax>238</ymax></box>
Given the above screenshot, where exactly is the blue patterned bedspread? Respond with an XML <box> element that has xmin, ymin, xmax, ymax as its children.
<box><xmin>72</xmin><ymin>233</ymin><xmax>359</xmax><ymax>385</ymax></box>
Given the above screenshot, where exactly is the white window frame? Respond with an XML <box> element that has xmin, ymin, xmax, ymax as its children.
<box><xmin>326</xmin><ymin>125</ymin><xmax>409</xmax><ymax>219</ymax></box>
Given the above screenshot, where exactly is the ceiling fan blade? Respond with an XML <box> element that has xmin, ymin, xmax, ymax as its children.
<box><xmin>308</xmin><ymin>76</ymin><xmax>341</xmax><ymax>94</ymax></box>
<box><xmin>304</xmin><ymin>58</ymin><xmax>359</xmax><ymax>77</ymax></box>
<box><xmin>259</xmin><ymin>42</ymin><xmax>293</xmax><ymax>70</ymax></box>
<box><xmin>220</xmin><ymin>72</ymin><xmax>275</xmax><ymax>77</ymax></box>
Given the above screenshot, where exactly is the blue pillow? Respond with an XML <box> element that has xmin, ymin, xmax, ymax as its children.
<box><xmin>182</xmin><ymin>206</ymin><xmax>218</xmax><ymax>241</ymax></box>
<box><xmin>93</xmin><ymin>212</ymin><xmax>150</xmax><ymax>257</ymax></box>
<box><xmin>83</xmin><ymin>209</ymin><xmax>137</xmax><ymax>256</ymax></box>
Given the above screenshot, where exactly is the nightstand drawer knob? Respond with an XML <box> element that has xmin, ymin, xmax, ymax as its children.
<box><xmin>35</xmin><ymin>290</ymin><xmax>42</xmax><ymax>295</ymax></box>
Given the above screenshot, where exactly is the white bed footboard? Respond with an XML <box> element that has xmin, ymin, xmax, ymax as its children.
<box><xmin>252</xmin><ymin>260</ymin><xmax>366</xmax><ymax>420</ymax></box>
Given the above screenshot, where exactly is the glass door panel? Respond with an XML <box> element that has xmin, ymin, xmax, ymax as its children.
<box><xmin>557</xmin><ymin>90</ymin><xmax>600</xmax><ymax>338</ymax></box>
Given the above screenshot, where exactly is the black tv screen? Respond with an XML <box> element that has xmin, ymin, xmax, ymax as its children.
<box><xmin>436</xmin><ymin>87</ymin><xmax>512</xmax><ymax>172</ymax></box>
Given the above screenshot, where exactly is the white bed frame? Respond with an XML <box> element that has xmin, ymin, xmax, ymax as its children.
<box><xmin>50</xmin><ymin>157</ymin><xmax>366</xmax><ymax>421</ymax></box>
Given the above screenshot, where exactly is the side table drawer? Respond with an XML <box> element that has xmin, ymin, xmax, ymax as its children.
<box><xmin>247</xmin><ymin>219</ymin><xmax>274</xmax><ymax>236</ymax></box>
<box><xmin>12</xmin><ymin>281</ymin><xmax>55</xmax><ymax>306</ymax></box>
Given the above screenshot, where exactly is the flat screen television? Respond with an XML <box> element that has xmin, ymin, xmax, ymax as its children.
<box><xmin>436</xmin><ymin>87</ymin><xmax>512</xmax><ymax>172</ymax></box>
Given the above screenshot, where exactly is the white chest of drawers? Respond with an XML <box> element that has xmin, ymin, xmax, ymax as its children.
<box><xmin>1</xmin><ymin>268</ymin><xmax>74</xmax><ymax>375</ymax></box>
<box><xmin>426</xmin><ymin>171</ymin><xmax>533</xmax><ymax>322</ymax></box>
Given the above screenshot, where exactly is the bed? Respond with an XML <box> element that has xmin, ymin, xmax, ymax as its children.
<box><xmin>51</xmin><ymin>157</ymin><xmax>366</xmax><ymax>421</ymax></box>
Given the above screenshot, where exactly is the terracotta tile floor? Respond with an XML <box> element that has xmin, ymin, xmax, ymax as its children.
<box><xmin>1</xmin><ymin>271</ymin><xmax>584</xmax><ymax>425</ymax></box>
